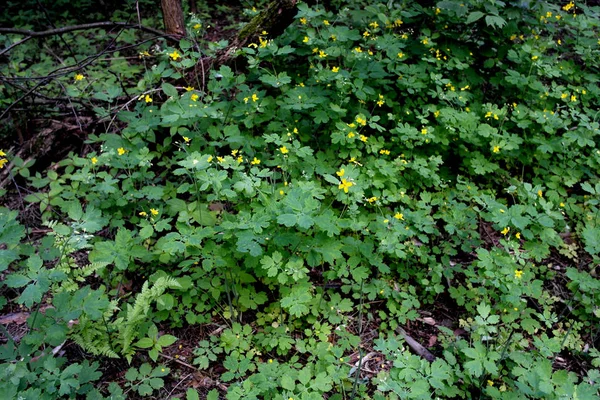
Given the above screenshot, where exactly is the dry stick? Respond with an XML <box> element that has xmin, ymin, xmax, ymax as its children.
<box><xmin>0</xmin><ymin>21</ymin><xmax>176</xmax><ymax>45</ymax></box>
<box><xmin>164</xmin><ymin>373</ymin><xmax>192</xmax><ymax>399</ymax></box>
<box><xmin>0</xmin><ymin>28</ymin><xmax>128</xmax><ymax>121</ymax></box>
<box><xmin>158</xmin><ymin>353</ymin><xmax>198</xmax><ymax>371</ymax></box>
<box><xmin>396</xmin><ymin>327</ymin><xmax>436</xmax><ymax>362</ymax></box>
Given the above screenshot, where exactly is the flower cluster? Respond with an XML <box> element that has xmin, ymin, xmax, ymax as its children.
<box><xmin>0</xmin><ymin>150</ymin><xmax>8</xmax><ymax>169</ymax></box>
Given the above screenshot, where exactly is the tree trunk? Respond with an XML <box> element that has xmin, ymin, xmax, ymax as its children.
<box><xmin>160</xmin><ymin>0</ymin><xmax>186</xmax><ymax>37</ymax></box>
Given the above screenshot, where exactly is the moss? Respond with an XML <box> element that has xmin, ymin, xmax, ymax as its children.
<box><xmin>238</xmin><ymin>0</ymin><xmax>297</xmax><ymax>42</ymax></box>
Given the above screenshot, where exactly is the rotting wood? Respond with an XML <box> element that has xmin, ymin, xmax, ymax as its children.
<box><xmin>189</xmin><ymin>0</ymin><xmax>298</xmax><ymax>88</ymax></box>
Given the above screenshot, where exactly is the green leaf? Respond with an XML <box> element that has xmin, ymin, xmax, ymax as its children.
<box><xmin>187</xmin><ymin>389</ymin><xmax>200</xmax><ymax>400</ymax></box>
<box><xmin>137</xmin><ymin>383</ymin><xmax>153</xmax><ymax>396</ymax></box>
<box><xmin>157</xmin><ymin>334</ymin><xmax>178</xmax><ymax>347</ymax></box>
<box><xmin>281</xmin><ymin>374</ymin><xmax>296</xmax><ymax>390</ymax></box>
<box><xmin>466</xmin><ymin>11</ymin><xmax>485</xmax><ymax>24</ymax></box>
<box><xmin>4</xmin><ymin>274</ymin><xmax>31</xmax><ymax>288</ymax></box>
<box><xmin>162</xmin><ymin>82</ymin><xmax>178</xmax><ymax>98</ymax></box>
<box><xmin>136</xmin><ymin>338</ymin><xmax>155</xmax><ymax>349</ymax></box>
<box><xmin>277</xmin><ymin>214</ymin><xmax>297</xmax><ymax>227</ymax></box>
<box><xmin>477</xmin><ymin>303</ymin><xmax>491</xmax><ymax>319</ymax></box>
<box><xmin>485</xmin><ymin>15</ymin><xmax>506</xmax><ymax>29</ymax></box>
<box><xmin>206</xmin><ymin>389</ymin><xmax>219</xmax><ymax>400</ymax></box>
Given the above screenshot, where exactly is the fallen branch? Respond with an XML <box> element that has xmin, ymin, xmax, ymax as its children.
<box><xmin>397</xmin><ymin>327</ymin><xmax>436</xmax><ymax>362</ymax></box>
<box><xmin>190</xmin><ymin>0</ymin><xmax>298</xmax><ymax>87</ymax></box>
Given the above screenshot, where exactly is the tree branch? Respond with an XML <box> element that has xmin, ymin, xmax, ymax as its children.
<box><xmin>0</xmin><ymin>21</ymin><xmax>178</xmax><ymax>55</ymax></box>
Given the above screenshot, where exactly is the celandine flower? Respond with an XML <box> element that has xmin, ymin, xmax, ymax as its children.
<box><xmin>338</xmin><ymin>179</ymin><xmax>353</xmax><ymax>193</ymax></box>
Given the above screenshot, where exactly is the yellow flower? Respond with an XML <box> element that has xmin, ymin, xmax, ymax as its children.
<box><xmin>251</xmin><ymin>157</ymin><xmax>261</xmax><ymax>165</ymax></box>
<box><xmin>560</xmin><ymin>202</ymin><xmax>565</xmax><ymax>207</ymax></box>
<box><xmin>139</xmin><ymin>211</ymin><xmax>148</xmax><ymax>217</ymax></box>
<box><xmin>207</xmin><ymin>156</ymin><xmax>213</xmax><ymax>162</ymax></box>
<box><xmin>561</xmin><ymin>93</ymin><xmax>568</xmax><ymax>99</ymax></box>
<box><xmin>531</xmin><ymin>55</ymin><xmax>538</xmax><ymax>61</ymax></box>
<box><xmin>501</xmin><ymin>227</ymin><xmax>510</xmax><ymax>235</ymax></box>
<box><xmin>280</xmin><ymin>190</ymin><xmax>285</xmax><ymax>195</ymax></box>
<box><xmin>571</xmin><ymin>95</ymin><xmax>576</xmax><ymax>102</ymax></box>
<box><xmin>185</xmin><ymin>86</ymin><xmax>194</xmax><ymax>91</ymax></box>
<box><xmin>434</xmin><ymin>110</ymin><xmax>440</xmax><ymax>118</ymax></box>
<box><xmin>379</xmin><ymin>149</ymin><xmax>390</xmax><ymax>155</ymax></box>
<box><xmin>499</xmin><ymin>209</ymin><xmax>505</xmax><ymax>213</ymax></box>
<box><xmin>514</xmin><ymin>270</ymin><xmax>523</xmax><ymax>279</ymax></box>
<box><xmin>169</xmin><ymin>50</ymin><xmax>181</xmax><ymax>61</ymax></box>
<box><xmin>383</xmin><ymin>219</ymin><xmax>389</xmax><ymax>223</ymax></box>
<box><xmin>117</xmin><ymin>147</ymin><xmax>126</xmax><ymax>156</ymax></box>
<box><xmin>347</xmin><ymin>132</ymin><xmax>355</xmax><ymax>138</ymax></box>
<box><xmin>421</xmin><ymin>128</ymin><xmax>428</xmax><ymax>135</ymax></box>
<box><xmin>243</xmin><ymin>97</ymin><xmax>249</xmax><ymax>104</ymax></box>
<box><xmin>515</xmin><ymin>232</ymin><xmax>521</xmax><ymax>239</ymax></box>
<box><xmin>323</xmin><ymin>20</ymin><xmax>330</xmax><ymax>25</ymax></box>
<box><xmin>363</xmin><ymin>30</ymin><xmax>370</xmax><ymax>37</ymax></box>
<box><xmin>303</xmin><ymin>36</ymin><xmax>309</xmax><ymax>43</ymax></box>
<box><xmin>354</xmin><ymin>47</ymin><xmax>363</xmax><ymax>53</ymax></box>
<box><xmin>421</xmin><ymin>38</ymin><xmax>429</xmax><ymax>45</ymax></box>
<box><xmin>74</xmin><ymin>73</ymin><xmax>84</xmax><ymax>81</ymax></box>
<box><xmin>191</xmin><ymin>94</ymin><xmax>199</xmax><ymax>101</ymax></box>
<box><xmin>280</xmin><ymin>146</ymin><xmax>289</xmax><ymax>154</ymax></box>
<box><xmin>319</xmin><ymin>50</ymin><xmax>327</xmax><ymax>58</ymax></box>
<box><xmin>330</xmin><ymin>34</ymin><xmax>337</xmax><ymax>41</ymax></box>
<box><xmin>537</xmin><ymin>190</ymin><xmax>543</xmax><ymax>197</ymax></box>
<box><xmin>0</xmin><ymin>158</ymin><xmax>8</xmax><ymax>169</ymax></box>
<box><xmin>435</xmin><ymin>7</ymin><xmax>441</xmax><ymax>14</ymax></box>
<box><xmin>91</xmin><ymin>157</ymin><xmax>98</xmax><ymax>165</ymax></box>
<box><xmin>144</xmin><ymin>95</ymin><xmax>152</xmax><ymax>103</ymax></box>
<box><xmin>193</xmin><ymin>23</ymin><xmax>201</xmax><ymax>30</ymax></box>
<box><xmin>493</xmin><ymin>145</ymin><xmax>500</xmax><ymax>153</ymax></box>
<box><xmin>268</xmin><ymin>359</ymin><xmax>273</xmax><ymax>363</ymax></box>
<box><xmin>397</xmin><ymin>52</ymin><xmax>404</xmax><ymax>58</ymax></box>
<box><xmin>367</xmin><ymin>196</ymin><xmax>377</xmax><ymax>203</ymax></box>
<box><xmin>487</xmin><ymin>380</ymin><xmax>494</xmax><ymax>386</ymax></box>
<box><xmin>0</xmin><ymin>150</ymin><xmax>5</xmax><ymax>157</ymax></box>
<box><xmin>376</xmin><ymin>94</ymin><xmax>384</xmax><ymax>107</ymax></box>
<box><xmin>394</xmin><ymin>212</ymin><xmax>404</xmax><ymax>220</ymax></box>
<box><xmin>252</xmin><ymin>93</ymin><xmax>259</xmax><ymax>102</ymax></box>
<box><xmin>562</xmin><ymin>2</ymin><xmax>574</xmax><ymax>11</ymax></box>
<box><xmin>237</xmin><ymin>156</ymin><xmax>243</xmax><ymax>163</ymax></box>
<box><xmin>395</xmin><ymin>19</ymin><xmax>404</xmax><ymax>27</ymax></box>
<box><xmin>360</xmin><ymin>135</ymin><xmax>368</xmax><ymax>142</ymax></box>
<box><xmin>217</xmin><ymin>156</ymin><xmax>224</xmax><ymax>163</ymax></box>
<box><xmin>356</xmin><ymin>116</ymin><xmax>367</xmax><ymax>126</ymax></box>
<box><xmin>338</xmin><ymin>178</ymin><xmax>353</xmax><ymax>193</ymax></box>
<box><xmin>300</xmin><ymin>17</ymin><xmax>307</xmax><ymax>24</ymax></box>
<box><xmin>150</xmin><ymin>208</ymin><xmax>159</xmax><ymax>216</ymax></box>
<box><xmin>332</xmin><ymin>66</ymin><xmax>340</xmax><ymax>73</ymax></box>
<box><xmin>336</xmin><ymin>168</ymin><xmax>345</xmax><ymax>177</ymax></box>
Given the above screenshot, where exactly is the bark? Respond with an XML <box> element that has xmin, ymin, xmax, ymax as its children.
<box><xmin>189</xmin><ymin>0</ymin><xmax>297</xmax><ymax>88</ymax></box>
<box><xmin>161</xmin><ymin>0</ymin><xmax>186</xmax><ymax>37</ymax></box>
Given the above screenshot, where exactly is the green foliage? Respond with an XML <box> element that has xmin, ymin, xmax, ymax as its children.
<box><xmin>2</xmin><ymin>0</ymin><xmax>600</xmax><ymax>398</ymax></box>
<box><xmin>124</xmin><ymin>363</ymin><xmax>170</xmax><ymax>397</ymax></box>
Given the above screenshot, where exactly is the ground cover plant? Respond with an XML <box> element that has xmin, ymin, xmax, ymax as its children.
<box><xmin>1</xmin><ymin>0</ymin><xmax>600</xmax><ymax>398</ymax></box>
